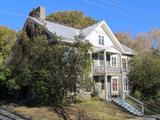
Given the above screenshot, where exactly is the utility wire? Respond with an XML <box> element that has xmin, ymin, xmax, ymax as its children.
<box><xmin>82</xmin><ymin>0</ymin><xmax>159</xmax><ymax>26</ymax></box>
<box><xmin>0</xmin><ymin>10</ymin><xmax>29</xmax><ymax>30</ymax></box>
<box><xmin>99</xmin><ymin>0</ymin><xmax>160</xmax><ymax>23</ymax></box>
<box><xmin>0</xmin><ymin>10</ymin><xmax>26</xmax><ymax>17</ymax></box>
<box><xmin>107</xmin><ymin>0</ymin><xmax>160</xmax><ymax>19</ymax></box>
<box><xmin>0</xmin><ymin>3</ymin><xmax>159</xmax><ymax>28</ymax></box>
<box><xmin>99</xmin><ymin>0</ymin><xmax>154</xmax><ymax>18</ymax></box>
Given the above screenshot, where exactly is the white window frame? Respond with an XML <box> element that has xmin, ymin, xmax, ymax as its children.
<box><xmin>111</xmin><ymin>56</ymin><xmax>117</xmax><ymax>66</ymax></box>
<box><xmin>124</xmin><ymin>78</ymin><xmax>129</xmax><ymax>91</ymax></box>
<box><xmin>99</xmin><ymin>53</ymin><xmax>104</xmax><ymax>65</ymax></box>
<box><xmin>98</xmin><ymin>35</ymin><xmax>104</xmax><ymax>45</ymax></box>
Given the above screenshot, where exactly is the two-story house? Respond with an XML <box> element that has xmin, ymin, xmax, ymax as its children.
<box><xmin>24</xmin><ymin>6</ymin><xmax>134</xmax><ymax>101</ymax></box>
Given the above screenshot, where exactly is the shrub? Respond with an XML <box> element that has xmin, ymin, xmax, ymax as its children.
<box><xmin>133</xmin><ymin>90</ymin><xmax>142</xmax><ymax>100</ymax></box>
<box><xmin>32</xmin><ymin>81</ymin><xmax>49</xmax><ymax>105</ymax></box>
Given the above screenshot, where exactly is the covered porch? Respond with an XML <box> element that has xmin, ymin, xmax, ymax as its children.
<box><xmin>91</xmin><ymin>46</ymin><xmax>128</xmax><ymax>75</ymax></box>
<box><xmin>93</xmin><ymin>75</ymin><xmax>129</xmax><ymax>101</ymax></box>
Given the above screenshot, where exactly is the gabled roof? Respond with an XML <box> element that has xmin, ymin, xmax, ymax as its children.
<box><xmin>30</xmin><ymin>17</ymin><xmax>80</xmax><ymax>40</ymax></box>
<box><xmin>45</xmin><ymin>21</ymin><xmax>81</xmax><ymax>40</ymax></box>
<box><xmin>121</xmin><ymin>44</ymin><xmax>134</xmax><ymax>55</ymax></box>
<box><xmin>30</xmin><ymin>17</ymin><xmax>103</xmax><ymax>40</ymax></box>
<box><xmin>28</xmin><ymin>17</ymin><xmax>134</xmax><ymax>55</ymax></box>
<box><xmin>100</xmin><ymin>21</ymin><xmax>124</xmax><ymax>52</ymax></box>
<box><xmin>81</xmin><ymin>21</ymin><xmax>103</xmax><ymax>36</ymax></box>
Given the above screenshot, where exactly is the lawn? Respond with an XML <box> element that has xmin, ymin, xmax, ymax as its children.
<box><xmin>3</xmin><ymin>98</ymin><xmax>133</xmax><ymax>120</ymax></box>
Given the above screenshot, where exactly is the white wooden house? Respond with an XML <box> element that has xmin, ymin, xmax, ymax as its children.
<box><xmin>24</xmin><ymin>6</ymin><xmax>134</xmax><ymax>101</ymax></box>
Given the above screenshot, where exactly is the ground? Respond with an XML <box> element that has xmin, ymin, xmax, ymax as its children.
<box><xmin>2</xmin><ymin>98</ymin><xmax>133</xmax><ymax>120</ymax></box>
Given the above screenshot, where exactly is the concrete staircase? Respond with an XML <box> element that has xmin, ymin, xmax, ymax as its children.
<box><xmin>112</xmin><ymin>98</ymin><xmax>144</xmax><ymax>116</ymax></box>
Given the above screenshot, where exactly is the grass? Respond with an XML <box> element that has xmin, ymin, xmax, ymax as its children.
<box><xmin>4</xmin><ymin>98</ymin><xmax>133</xmax><ymax>120</ymax></box>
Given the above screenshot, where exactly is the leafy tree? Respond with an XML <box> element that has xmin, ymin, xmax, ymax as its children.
<box><xmin>115</xmin><ymin>32</ymin><xmax>134</xmax><ymax>48</ymax></box>
<box><xmin>129</xmin><ymin>50</ymin><xmax>160</xmax><ymax>100</ymax></box>
<box><xmin>7</xmin><ymin>31</ymin><xmax>92</xmax><ymax>105</ymax></box>
<box><xmin>115</xmin><ymin>29</ymin><xmax>160</xmax><ymax>53</ymax></box>
<box><xmin>0</xmin><ymin>26</ymin><xmax>16</xmax><ymax>64</ymax></box>
<box><xmin>149</xmin><ymin>29</ymin><xmax>160</xmax><ymax>49</ymax></box>
<box><xmin>46</xmin><ymin>11</ymin><xmax>97</xmax><ymax>29</ymax></box>
<box><xmin>0</xmin><ymin>26</ymin><xmax>16</xmax><ymax>99</ymax></box>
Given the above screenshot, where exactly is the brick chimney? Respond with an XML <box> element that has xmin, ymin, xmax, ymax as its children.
<box><xmin>29</xmin><ymin>6</ymin><xmax>45</xmax><ymax>23</ymax></box>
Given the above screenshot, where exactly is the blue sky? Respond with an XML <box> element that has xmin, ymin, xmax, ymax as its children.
<box><xmin>0</xmin><ymin>0</ymin><xmax>160</xmax><ymax>36</ymax></box>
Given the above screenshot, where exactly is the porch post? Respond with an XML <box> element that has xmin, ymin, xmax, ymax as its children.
<box><xmin>89</xmin><ymin>50</ymin><xmax>93</xmax><ymax>81</ymax></box>
<box><xmin>104</xmin><ymin>50</ymin><xmax>108</xmax><ymax>100</ymax></box>
<box><xmin>120</xmin><ymin>53</ymin><xmax>124</xmax><ymax>99</ymax></box>
<box><xmin>121</xmin><ymin>76</ymin><xmax>125</xmax><ymax>99</ymax></box>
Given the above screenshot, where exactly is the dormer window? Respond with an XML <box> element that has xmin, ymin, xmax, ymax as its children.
<box><xmin>99</xmin><ymin>35</ymin><xmax>104</xmax><ymax>45</ymax></box>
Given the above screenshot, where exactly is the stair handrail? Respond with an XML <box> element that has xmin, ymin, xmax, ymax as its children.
<box><xmin>128</xmin><ymin>95</ymin><xmax>144</xmax><ymax>115</ymax></box>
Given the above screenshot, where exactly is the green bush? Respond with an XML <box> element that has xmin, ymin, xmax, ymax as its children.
<box><xmin>92</xmin><ymin>87</ymin><xmax>99</xmax><ymax>97</ymax></box>
<box><xmin>134</xmin><ymin>90</ymin><xmax>143</xmax><ymax>100</ymax></box>
<box><xmin>32</xmin><ymin>81</ymin><xmax>49</xmax><ymax>105</ymax></box>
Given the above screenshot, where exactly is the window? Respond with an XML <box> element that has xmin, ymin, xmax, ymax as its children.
<box><xmin>101</xmin><ymin>80</ymin><xmax>104</xmax><ymax>90</ymax></box>
<box><xmin>99</xmin><ymin>54</ymin><xmax>104</xmax><ymax>65</ymax></box>
<box><xmin>106</xmin><ymin>55</ymin><xmax>110</xmax><ymax>66</ymax></box>
<box><xmin>101</xmin><ymin>36</ymin><xmax>104</xmax><ymax>45</ymax></box>
<box><xmin>92</xmin><ymin>53</ymin><xmax>98</xmax><ymax>60</ymax></box>
<box><xmin>122</xmin><ymin>58</ymin><xmax>127</xmax><ymax>69</ymax></box>
<box><xmin>124</xmin><ymin>79</ymin><xmax>129</xmax><ymax>91</ymax></box>
<box><xmin>111</xmin><ymin>57</ymin><xmax>117</xmax><ymax>66</ymax></box>
<box><xmin>99</xmin><ymin>77</ymin><xmax>104</xmax><ymax>90</ymax></box>
<box><xmin>99</xmin><ymin>35</ymin><xmax>104</xmax><ymax>45</ymax></box>
<box><xmin>113</xmin><ymin>79</ymin><xmax>118</xmax><ymax>91</ymax></box>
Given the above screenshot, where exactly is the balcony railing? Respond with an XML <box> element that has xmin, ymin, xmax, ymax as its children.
<box><xmin>93</xmin><ymin>66</ymin><xmax>105</xmax><ymax>73</ymax></box>
<box><xmin>107</xmin><ymin>66</ymin><xmax>122</xmax><ymax>74</ymax></box>
<box><xmin>93</xmin><ymin>65</ymin><xmax>128</xmax><ymax>74</ymax></box>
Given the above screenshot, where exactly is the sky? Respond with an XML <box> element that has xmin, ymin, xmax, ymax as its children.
<box><xmin>0</xmin><ymin>0</ymin><xmax>160</xmax><ymax>36</ymax></box>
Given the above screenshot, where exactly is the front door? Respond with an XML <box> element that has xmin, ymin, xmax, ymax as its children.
<box><xmin>111</xmin><ymin>78</ymin><xmax>120</xmax><ymax>97</ymax></box>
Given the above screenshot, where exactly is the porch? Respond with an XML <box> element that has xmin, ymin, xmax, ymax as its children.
<box><xmin>93</xmin><ymin>75</ymin><xmax>129</xmax><ymax>100</ymax></box>
<box><xmin>92</xmin><ymin>49</ymin><xmax>128</xmax><ymax>75</ymax></box>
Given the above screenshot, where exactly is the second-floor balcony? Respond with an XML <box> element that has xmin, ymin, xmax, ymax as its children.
<box><xmin>93</xmin><ymin>65</ymin><xmax>128</xmax><ymax>74</ymax></box>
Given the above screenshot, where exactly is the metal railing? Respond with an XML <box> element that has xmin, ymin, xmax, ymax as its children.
<box><xmin>128</xmin><ymin>95</ymin><xmax>144</xmax><ymax>115</ymax></box>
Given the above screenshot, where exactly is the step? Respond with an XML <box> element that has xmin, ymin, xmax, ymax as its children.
<box><xmin>112</xmin><ymin>98</ymin><xmax>144</xmax><ymax>116</ymax></box>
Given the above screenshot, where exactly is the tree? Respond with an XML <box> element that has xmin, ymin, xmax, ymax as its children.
<box><xmin>115</xmin><ymin>32</ymin><xmax>148</xmax><ymax>52</ymax></box>
<box><xmin>115</xmin><ymin>29</ymin><xmax>160</xmax><ymax>53</ymax></box>
<box><xmin>46</xmin><ymin>11</ymin><xmax>97</xmax><ymax>29</ymax></box>
<box><xmin>7</xmin><ymin>31</ymin><xmax>92</xmax><ymax>105</ymax></box>
<box><xmin>149</xmin><ymin>29</ymin><xmax>160</xmax><ymax>49</ymax></box>
<box><xmin>0</xmin><ymin>26</ymin><xmax>16</xmax><ymax>65</ymax></box>
<box><xmin>0</xmin><ymin>26</ymin><xmax>16</xmax><ymax>99</ymax></box>
<box><xmin>115</xmin><ymin>32</ymin><xmax>134</xmax><ymax>48</ymax></box>
<box><xmin>129</xmin><ymin>50</ymin><xmax>160</xmax><ymax>100</ymax></box>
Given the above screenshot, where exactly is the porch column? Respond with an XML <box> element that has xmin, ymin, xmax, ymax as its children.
<box><xmin>104</xmin><ymin>50</ymin><xmax>107</xmax><ymax>73</ymax></box>
<box><xmin>89</xmin><ymin>50</ymin><xmax>93</xmax><ymax>81</ymax></box>
<box><xmin>104</xmin><ymin>50</ymin><xmax>108</xmax><ymax>100</ymax></box>
<box><xmin>121</xmin><ymin>76</ymin><xmax>125</xmax><ymax>99</ymax></box>
<box><xmin>120</xmin><ymin>53</ymin><xmax>124</xmax><ymax>99</ymax></box>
